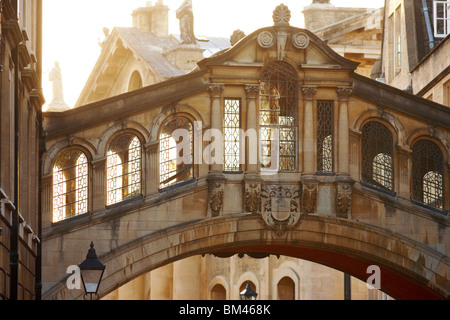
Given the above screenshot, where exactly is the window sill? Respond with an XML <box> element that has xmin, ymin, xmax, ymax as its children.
<box><xmin>360</xmin><ymin>181</ymin><xmax>397</xmax><ymax>198</ymax></box>
<box><xmin>158</xmin><ymin>178</ymin><xmax>196</xmax><ymax>193</ymax></box>
<box><xmin>411</xmin><ymin>200</ymin><xmax>448</xmax><ymax>216</ymax></box>
<box><xmin>106</xmin><ymin>194</ymin><xmax>144</xmax><ymax>210</ymax></box>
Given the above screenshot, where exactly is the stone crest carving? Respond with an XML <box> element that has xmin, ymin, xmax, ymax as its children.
<box><xmin>337</xmin><ymin>183</ymin><xmax>353</xmax><ymax>218</ymax></box>
<box><xmin>301</xmin><ymin>182</ymin><xmax>318</xmax><ymax>214</ymax></box>
<box><xmin>292</xmin><ymin>32</ymin><xmax>310</xmax><ymax>49</ymax></box>
<box><xmin>209</xmin><ymin>182</ymin><xmax>224</xmax><ymax>215</ymax></box>
<box><xmin>257</xmin><ymin>31</ymin><xmax>275</xmax><ymax>48</ymax></box>
<box><xmin>245</xmin><ymin>183</ymin><xmax>261</xmax><ymax>213</ymax></box>
<box><xmin>260</xmin><ymin>185</ymin><xmax>301</xmax><ymax>236</ymax></box>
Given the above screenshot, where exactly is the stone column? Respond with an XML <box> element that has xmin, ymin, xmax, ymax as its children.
<box><xmin>41</xmin><ymin>175</ymin><xmax>52</xmax><ymax>227</ymax></box>
<box><xmin>301</xmin><ymin>86</ymin><xmax>317</xmax><ymax>175</ymax></box>
<box><xmin>397</xmin><ymin>147</ymin><xmax>411</xmax><ymax>199</ymax></box>
<box><xmin>208</xmin><ymin>83</ymin><xmax>225</xmax><ymax>174</ymax></box>
<box><xmin>92</xmin><ymin>158</ymin><xmax>106</xmax><ymax>212</ymax></box>
<box><xmin>207</xmin><ymin>84</ymin><xmax>226</xmax><ymax>216</ymax></box>
<box><xmin>336</xmin><ymin>87</ymin><xmax>354</xmax><ymax>219</ymax></box>
<box><xmin>244</xmin><ymin>84</ymin><xmax>262</xmax><ymax>214</ymax></box>
<box><xmin>173</xmin><ymin>256</ymin><xmax>202</xmax><ymax>300</ymax></box>
<box><xmin>144</xmin><ymin>141</ymin><xmax>159</xmax><ymax>196</ymax></box>
<box><xmin>301</xmin><ymin>86</ymin><xmax>318</xmax><ymax>214</ymax></box>
<box><xmin>336</xmin><ymin>87</ymin><xmax>353</xmax><ymax>175</ymax></box>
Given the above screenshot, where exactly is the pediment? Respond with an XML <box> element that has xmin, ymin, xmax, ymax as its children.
<box><xmin>197</xmin><ymin>26</ymin><xmax>360</xmax><ymax>71</ymax></box>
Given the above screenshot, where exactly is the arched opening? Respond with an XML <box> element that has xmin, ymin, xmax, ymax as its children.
<box><xmin>128</xmin><ymin>70</ymin><xmax>143</xmax><ymax>92</ymax></box>
<box><xmin>211</xmin><ymin>284</ymin><xmax>226</xmax><ymax>300</ymax></box>
<box><xmin>277</xmin><ymin>276</ymin><xmax>295</xmax><ymax>300</ymax></box>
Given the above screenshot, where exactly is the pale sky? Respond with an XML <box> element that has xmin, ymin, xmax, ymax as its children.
<box><xmin>42</xmin><ymin>0</ymin><xmax>385</xmax><ymax>110</ymax></box>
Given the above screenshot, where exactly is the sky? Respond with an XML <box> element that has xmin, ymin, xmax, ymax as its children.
<box><xmin>42</xmin><ymin>0</ymin><xmax>385</xmax><ymax>110</ymax></box>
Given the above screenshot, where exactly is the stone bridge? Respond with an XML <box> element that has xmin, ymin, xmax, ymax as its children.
<box><xmin>40</xmin><ymin>24</ymin><xmax>449</xmax><ymax>300</ymax></box>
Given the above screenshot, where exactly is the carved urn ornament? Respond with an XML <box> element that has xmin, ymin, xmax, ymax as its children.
<box><xmin>257</xmin><ymin>4</ymin><xmax>310</xmax><ymax>60</ymax></box>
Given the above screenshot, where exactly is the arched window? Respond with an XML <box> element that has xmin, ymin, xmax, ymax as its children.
<box><xmin>107</xmin><ymin>134</ymin><xmax>141</xmax><ymax>206</ymax></box>
<box><xmin>412</xmin><ymin>140</ymin><xmax>445</xmax><ymax>210</ymax></box>
<box><xmin>128</xmin><ymin>70</ymin><xmax>143</xmax><ymax>92</ymax></box>
<box><xmin>159</xmin><ymin>117</ymin><xmax>194</xmax><ymax>189</ymax></box>
<box><xmin>277</xmin><ymin>277</ymin><xmax>295</xmax><ymax>300</ymax></box>
<box><xmin>53</xmin><ymin>149</ymin><xmax>88</xmax><ymax>223</ymax></box>
<box><xmin>361</xmin><ymin>122</ymin><xmax>394</xmax><ymax>191</ymax></box>
<box><xmin>260</xmin><ymin>61</ymin><xmax>298</xmax><ymax>172</ymax></box>
<box><xmin>317</xmin><ymin>100</ymin><xmax>334</xmax><ymax>173</ymax></box>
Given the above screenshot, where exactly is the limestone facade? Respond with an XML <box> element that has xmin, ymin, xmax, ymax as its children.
<box><xmin>0</xmin><ymin>0</ymin><xmax>44</xmax><ymax>300</ymax></box>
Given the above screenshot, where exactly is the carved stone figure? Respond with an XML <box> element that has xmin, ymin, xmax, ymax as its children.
<box><xmin>48</xmin><ymin>61</ymin><xmax>69</xmax><ymax>111</ymax></box>
<box><xmin>176</xmin><ymin>0</ymin><xmax>196</xmax><ymax>45</ymax></box>
<box><xmin>230</xmin><ymin>29</ymin><xmax>246</xmax><ymax>46</ymax></box>
<box><xmin>209</xmin><ymin>182</ymin><xmax>224</xmax><ymax>215</ymax></box>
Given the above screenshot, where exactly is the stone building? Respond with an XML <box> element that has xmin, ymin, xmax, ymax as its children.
<box><xmin>40</xmin><ymin>3</ymin><xmax>448</xmax><ymax>301</ymax></box>
<box><xmin>0</xmin><ymin>0</ymin><xmax>44</xmax><ymax>300</ymax></box>
<box><xmin>380</xmin><ymin>0</ymin><xmax>450</xmax><ymax>108</ymax></box>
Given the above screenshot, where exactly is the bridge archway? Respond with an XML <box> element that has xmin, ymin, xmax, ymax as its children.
<box><xmin>45</xmin><ymin>214</ymin><xmax>448</xmax><ymax>300</ymax></box>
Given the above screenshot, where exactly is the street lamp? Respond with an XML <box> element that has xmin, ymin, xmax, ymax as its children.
<box><xmin>78</xmin><ymin>242</ymin><xmax>105</xmax><ymax>300</ymax></box>
<box><xmin>240</xmin><ymin>281</ymin><xmax>258</xmax><ymax>300</ymax></box>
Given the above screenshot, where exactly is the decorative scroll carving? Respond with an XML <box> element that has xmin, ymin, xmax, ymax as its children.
<box><xmin>209</xmin><ymin>182</ymin><xmax>224</xmax><ymax>214</ymax></box>
<box><xmin>336</xmin><ymin>87</ymin><xmax>353</xmax><ymax>101</ymax></box>
<box><xmin>302</xmin><ymin>86</ymin><xmax>317</xmax><ymax>100</ymax></box>
<box><xmin>301</xmin><ymin>182</ymin><xmax>318</xmax><ymax>214</ymax></box>
<box><xmin>292</xmin><ymin>32</ymin><xmax>309</xmax><ymax>49</ymax></box>
<box><xmin>208</xmin><ymin>83</ymin><xmax>225</xmax><ymax>98</ymax></box>
<box><xmin>257</xmin><ymin>31</ymin><xmax>275</xmax><ymax>48</ymax></box>
<box><xmin>245</xmin><ymin>183</ymin><xmax>261</xmax><ymax>213</ymax></box>
<box><xmin>260</xmin><ymin>185</ymin><xmax>301</xmax><ymax>236</ymax></box>
<box><xmin>245</xmin><ymin>84</ymin><xmax>261</xmax><ymax>99</ymax></box>
<box><xmin>336</xmin><ymin>182</ymin><xmax>353</xmax><ymax>218</ymax></box>
<box><xmin>273</xmin><ymin>4</ymin><xmax>291</xmax><ymax>26</ymax></box>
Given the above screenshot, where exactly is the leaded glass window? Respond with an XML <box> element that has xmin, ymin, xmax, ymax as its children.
<box><xmin>412</xmin><ymin>140</ymin><xmax>445</xmax><ymax>210</ymax></box>
<box><xmin>317</xmin><ymin>100</ymin><xmax>334</xmax><ymax>173</ymax></box>
<box><xmin>53</xmin><ymin>149</ymin><xmax>88</xmax><ymax>223</ymax></box>
<box><xmin>224</xmin><ymin>99</ymin><xmax>241</xmax><ymax>172</ymax></box>
<box><xmin>260</xmin><ymin>61</ymin><xmax>298</xmax><ymax>172</ymax></box>
<box><xmin>160</xmin><ymin>117</ymin><xmax>194</xmax><ymax>189</ymax></box>
<box><xmin>107</xmin><ymin>134</ymin><xmax>141</xmax><ymax>205</ymax></box>
<box><xmin>361</xmin><ymin>122</ymin><xmax>394</xmax><ymax>190</ymax></box>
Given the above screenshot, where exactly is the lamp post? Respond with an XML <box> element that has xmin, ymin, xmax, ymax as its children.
<box><xmin>78</xmin><ymin>242</ymin><xmax>105</xmax><ymax>300</ymax></box>
<box><xmin>240</xmin><ymin>281</ymin><xmax>258</xmax><ymax>300</ymax></box>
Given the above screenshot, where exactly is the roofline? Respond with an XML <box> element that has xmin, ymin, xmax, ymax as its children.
<box><xmin>44</xmin><ymin>68</ymin><xmax>209</xmax><ymax>139</ymax></box>
<box><xmin>197</xmin><ymin>26</ymin><xmax>360</xmax><ymax>70</ymax></box>
<box><xmin>352</xmin><ymin>73</ymin><xmax>450</xmax><ymax>130</ymax></box>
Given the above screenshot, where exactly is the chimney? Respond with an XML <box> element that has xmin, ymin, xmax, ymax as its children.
<box><xmin>132</xmin><ymin>1</ymin><xmax>169</xmax><ymax>37</ymax></box>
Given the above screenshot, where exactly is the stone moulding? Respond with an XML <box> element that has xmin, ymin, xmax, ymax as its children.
<box><xmin>245</xmin><ymin>183</ymin><xmax>261</xmax><ymax>214</ymax></box>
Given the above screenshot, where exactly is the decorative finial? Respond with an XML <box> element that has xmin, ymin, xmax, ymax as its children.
<box><xmin>273</xmin><ymin>4</ymin><xmax>291</xmax><ymax>27</ymax></box>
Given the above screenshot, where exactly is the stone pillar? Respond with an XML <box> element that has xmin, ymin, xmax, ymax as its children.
<box><xmin>301</xmin><ymin>86</ymin><xmax>317</xmax><ymax>175</ymax></box>
<box><xmin>336</xmin><ymin>87</ymin><xmax>354</xmax><ymax>219</ymax></box>
<box><xmin>245</xmin><ymin>84</ymin><xmax>260</xmax><ymax>174</ymax></box>
<box><xmin>301</xmin><ymin>86</ymin><xmax>318</xmax><ymax>214</ymax></box>
<box><xmin>145</xmin><ymin>141</ymin><xmax>159</xmax><ymax>196</ymax></box>
<box><xmin>336</xmin><ymin>87</ymin><xmax>353</xmax><ymax>175</ymax></box>
<box><xmin>92</xmin><ymin>158</ymin><xmax>106</xmax><ymax>212</ymax></box>
<box><xmin>150</xmin><ymin>264</ymin><xmax>173</xmax><ymax>300</ymax></box>
<box><xmin>397</xmin><ymin>147</ymin><xmax>411</xmax><ymax>199</ymax></box>
<box><xmin>243</xmin><ymin>84</ymin><xmax>262</xmax><ymax>214</ymax></box>
<box><xmin>208</xmin><ymin>83</ymin><xmax>225</xmax><ymax>174</ymax></box>
<box><xmin>173</xmin><ymin>256</ymin><xmax>202</xmax><ymax>300</ymax></box>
